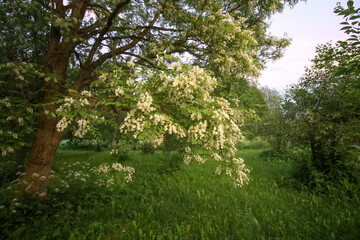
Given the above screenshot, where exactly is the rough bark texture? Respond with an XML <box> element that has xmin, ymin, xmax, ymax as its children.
<box><xmin>17</xmin><ymin>113</ymin><xmax>64</xmax><ymax>199</ymax></box>
<box><xmin>17</xmin><ymin>0</ymin><xmax>90</xmax><ymax>199</ymax></box>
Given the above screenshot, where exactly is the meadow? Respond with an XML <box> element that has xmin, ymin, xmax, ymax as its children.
<box><xmin>0</xmin><ymin>146</ymin><xmax>359</xmax><ymax>239</ymax></box>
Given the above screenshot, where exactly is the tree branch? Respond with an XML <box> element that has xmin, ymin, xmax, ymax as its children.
<box><xmin>125</xmin><ymin>52</ymin><xmax>162</xmax><ymax>69</ymax></box>
<box><xmin>91</xmin><ymin>10</ymin><xmax>160</xmax><ymax>70</ymax></box>
<box><xmin>83</xmin><ymin>0</ymin><xmax>131</xmax><ymax>66</ymax></box>
<box><xmin>119</xmin><ymin>25</ymin><xmax>184</xmax><ymax>32</ymax></box>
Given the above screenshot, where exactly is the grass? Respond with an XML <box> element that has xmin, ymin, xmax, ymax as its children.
<box><xmin>0</xmin><ymin>148</ymin><xmax>359</xmax><ymax>239</ymax></box>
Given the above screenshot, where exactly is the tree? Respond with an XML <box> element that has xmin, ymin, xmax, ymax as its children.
<box><xmin>283</xmin><ymin>6</ymin><xmax>360</xmax><ymax>183</ymax></box>
<box><xmin>0</xmin><ymin>0</ymin><xmax>299</xmax><ymax>199</ymax></box>
<box><xmin>257</xmin><ymin>87</ymin><xmax>288</xmax><ymax>152</ymax></box>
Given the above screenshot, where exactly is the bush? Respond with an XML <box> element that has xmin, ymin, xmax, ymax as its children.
<box><xmin>259</xmin><ymin>149</ymin><xmax>291</xmax><ymax>161</ymax></box>
<box><xmin>59</xmin><ymin>139</ymin><xmax>104</xmax><ymax>151</ymax></box>
<box><xmin>236</xmin><ymin>138</ymin><xmax>270</xmax><ymax>149</ymax></box>
<box><xmin>161</xmin><ymin>133</ymin><xmax>185</xmax><ymax>152</ymax></box>
<box><xmin>111</xmin><ymin>145</ymin><xmax>131</xmax><ymax>162</ymax></box>
<box><xmin>293</xmin><ymin>156</ymin><xmax>327</xmax><ymax>191</ymax></box>
<box><xmin>138</xmin><ymin>141</ymin><xmax>155</xmax><ymax>155</ymax></box>
<box><xmin>158</xmin><ymin>151</ymin><xmax>182</xmax><ymax>174</ymax></box>
<box><xmin>292</xmin><ymin>149</ymin><xmax>360</xmax><ymax>195</ymax></box>
<box><xmin>0</xmin><ymin>159</ymin><xmax>18</xmax><ymax>183</ymax></box>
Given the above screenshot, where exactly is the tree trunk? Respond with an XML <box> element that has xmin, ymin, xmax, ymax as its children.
<box><xmin>14</xmin><ymin>0</ymin><xmax>92</xmax><ymax>200</ymax></box>
<box><xmin>17</xmin><ymin>112</ymin><xmax>64</xmax><ymax>200</ymax></box>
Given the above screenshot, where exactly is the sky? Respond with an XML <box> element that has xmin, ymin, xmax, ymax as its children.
<box><xmin>258</xmin><ymin>0</ymin><xmax>350</xmax><ymax>92</ymax></box>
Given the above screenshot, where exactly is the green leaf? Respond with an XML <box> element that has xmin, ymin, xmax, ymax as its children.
<box><xmin>349</xmin><ymin>15</ymin><xmax>360</xmax><ymax>20</ymax></box>
<box><xmin>341</xmin><ymin>26</ymin><xmax>352</xmax><ymax>30</ymax></box>
<box><xmin>68</xmin><ymin>89</ymin><xmax>78</xmax><ymax>94</ymax></box>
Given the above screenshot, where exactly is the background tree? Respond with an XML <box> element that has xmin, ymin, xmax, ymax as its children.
<box><xmin>283</xmin><ymin>32</ymin><xmax>360</xmax><ymax>185</ymax></box>
<box><xmin>0</xmin><ymin>0</ymin><xmax>299</xmax><ymax>199</ymax></box>
<box><xmin>257</xmin><ymin>86</ymin><xmax>288</xmax><ymax>153</ymax></box>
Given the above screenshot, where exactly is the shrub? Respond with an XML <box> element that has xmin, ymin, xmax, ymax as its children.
<box><xmin>291</xmin><ymin>149</ymin><xmax>360</xmax><ymax>195</ymax></box>
<box><xmin>0</xmin><ymin>159</ymin><xmax>18</xmax><ymax>183</ymax></box>
<box><xmin>236</xmin><ymin>138</ymin><xmax>270</xmax><ymax>149</ymax></box>
<box><xmin>138</xmin><ymin>141</ymin><xmax>155</xmax><ymax>155</ymax></box>
<box><xmin>158</xmin><ymin>151</ymin><xmax>182</xmax><ymax>174</ymax></box>
<box><xmin>59</xmin><ymin>139</ymin><xmax>104</xmax><ymax>151</ymax></box>
<box><xmin>110</xmin><ymin>145</ymin><xmax>131</xmax><ymax>162</ymax></box>
<box><xmin>259</xmin><ymin>149</ymin><xmax>291</xmax><ymax>161</ymax></box>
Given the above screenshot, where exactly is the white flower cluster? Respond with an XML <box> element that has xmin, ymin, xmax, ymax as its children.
<box><xmin>79</xmin><ymin>98</ymin><xmax>89</xmax><ymax>106</ymax></box>
<box><xmin>190</xmin><ymin>112</ymin><xmax>202</xmax><ymax>121</ymax></box>
<box><xmin>183</xmin><ymin>147</ymin><xmax>192</xmax><ymax>164</ymax></box>
<box><xmin>188</xmin><ymin>121</ymin><xmax>207</xmax><ymax>140</ymax></box>
<box><xmin>212</xmin><ymin>108</ymin><xmax>230</xmax><ymax>121</ymax></box>
<box><xmin>112</xmin><ymin>163</ymin><xmax>135</xmax><ymax>182</ymax></box>
<box><xmin>115</xmin><ymin>87</ymin><xmax>124</xmax><ymax>96</ymax></box>
<box><xmin>120</xmin><ymin>110</ymin><xmax>146</xmax><ymax>138</ymax></box>
<box><xmin>1</xmin><ymin>146</ymin><xmax>14</xmax><ymax>156</ymax></box>
<box><xmin>127</xmin><ymin>60</ymin><xmax>135</xmax><ymax>68</ymax></box>
<box><xmin>182</xmin><ymin>152</ymin><xmax>206</xmax><ymax>165</ymax></box>
<box><xmin>67</xmin><ymin>170</ymin><xmax>90</xmax><ymax>182</ymax></box>
<box><xmin>126</xmin><ymin>77</ymin><xmax>134</xmax><ymax>86</ymax></box>
<box><xmin>137</xmin><ymin>92</ymin><xmax>155</xmax><ymax>113</ymax></box>
<box><xmin>232</xmin><ymin>158</ymin><xmax>250</xmax><ymax>187</ymax></box>
<box><xmin>150</xmin><ymin>114</ymin><xmax>186</xmax><ymax>138</ymax></box>
<box><xmin>183</xmin><ymin>154</ymin><xmax>192</xmax><ymax>165</ymax></box>
<box><xmin>13</xmin><ymin>68</ymin><xmax>24</xmax><ymax>81</ymax></box>
<box><xmin>63</xmin><ymin>97</ymin><xmax>75</xmax><ymax>108</ymax></box>
<box><xmin>159</xmin><ymin>66</ymin><xmax>216</xmax><ymax>104</ymax></box>
<box><xmin>194</xmin><ymin>154</ymin><xmax>206</xmax><ymax>164</ymax></box>
<box><xmin>18</xmin><ymin>118</ymin><xmax>24</xmax><ymax>126</ymax></box>
<box><xmin>81</xmin><ymin>90</ymin><xmax>92</xmax><ymax>97</ymax></box>
<box><xmin>215</xmin><ymin>166</ymin><xmax>222</xmax><ymax>175</ymax></box>
<box><xmin>151</xmin><ymin>135</ymin><xmax>164</xmax><ymax>146</ymax></box>
<box><xmin>97</xmin><ymin>163</ymin><xmax>135</xmax><ymax>183</ymax></box>
<box><xmin>213</xmin><ymin>153</ymin><xmax>223</xmax><ymax>162</ymax></box>
<box><xmin>156</xmin><ymin>55</ymin><xmax>165</xmax><ymax>65</ymax></box>
<box><xmin>98</xmin><ymin>165</ymin><xmax>110</xmax><ymax>173</ymax></box>
<box><xmin>0</xmin><ymin>97</ymin><xmax>11</xmax><ymax>108</ymax></box>
<box><xmin>74</xmin><ymin>119</ymin><xmax>89</xmax><ymax>138</ymax></box>
<box><xmin>206</xmin><ymin>126</ymin><xmax>240</xmax><ymax>155</ymax></box>
<box><xmin>56</xmin><ymin>117</ymin><xmax>71</xmax><ymax>132</ymax></box>
<box><xmin>110</xmin><ymin>149</ymin><xmax>118</xmax><ymax>155</ymax></box>
<box><xmin>190</xmin><ymin>10</ymin><xmax>259</xmax><ymax>83</ymax></box>
<box><xmin>211</xmin><ymin>124</ymin><xmax>226</xmax><ymax>149</ymax></box>
<box><xmin>57</xmin><ymin>94</ymin><xmax>91</xmax><ymax>115</ymax></box>
<box><xmin>213</xmin><ymin>157</ymin><xmax>249</xmax><ymax>186</ymax></box>
<box><xmin>170</xmin><ymin>61</ymin><xmax>182</xmax><ymax>71</ymax></box>
<box><xmin>55</xmin><ymin>90</ymin><xmax>101</xmax><ymax>139</ymax></box>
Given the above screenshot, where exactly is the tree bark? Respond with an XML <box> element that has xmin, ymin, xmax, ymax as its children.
<box><xmin>17</xmin><ymin>112</ymin><xmax>64</xmax><ymax>200</ymax></box>
<box><xmin>16</xmin><ymin>0</ymin><xmax>91</xmax><ymax>200</ymax></box>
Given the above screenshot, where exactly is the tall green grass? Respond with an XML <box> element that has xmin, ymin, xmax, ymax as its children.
<box><xmin>0</xmin><ymin>149</ymin><xmax>359</xmax><ymax>239</ymax></box>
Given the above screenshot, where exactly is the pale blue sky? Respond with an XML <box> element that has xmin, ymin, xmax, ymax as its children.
<box><xmin>258</xmin><ymin>0</ymin><xmax>350</xmax><ymax>92</ymax></box>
